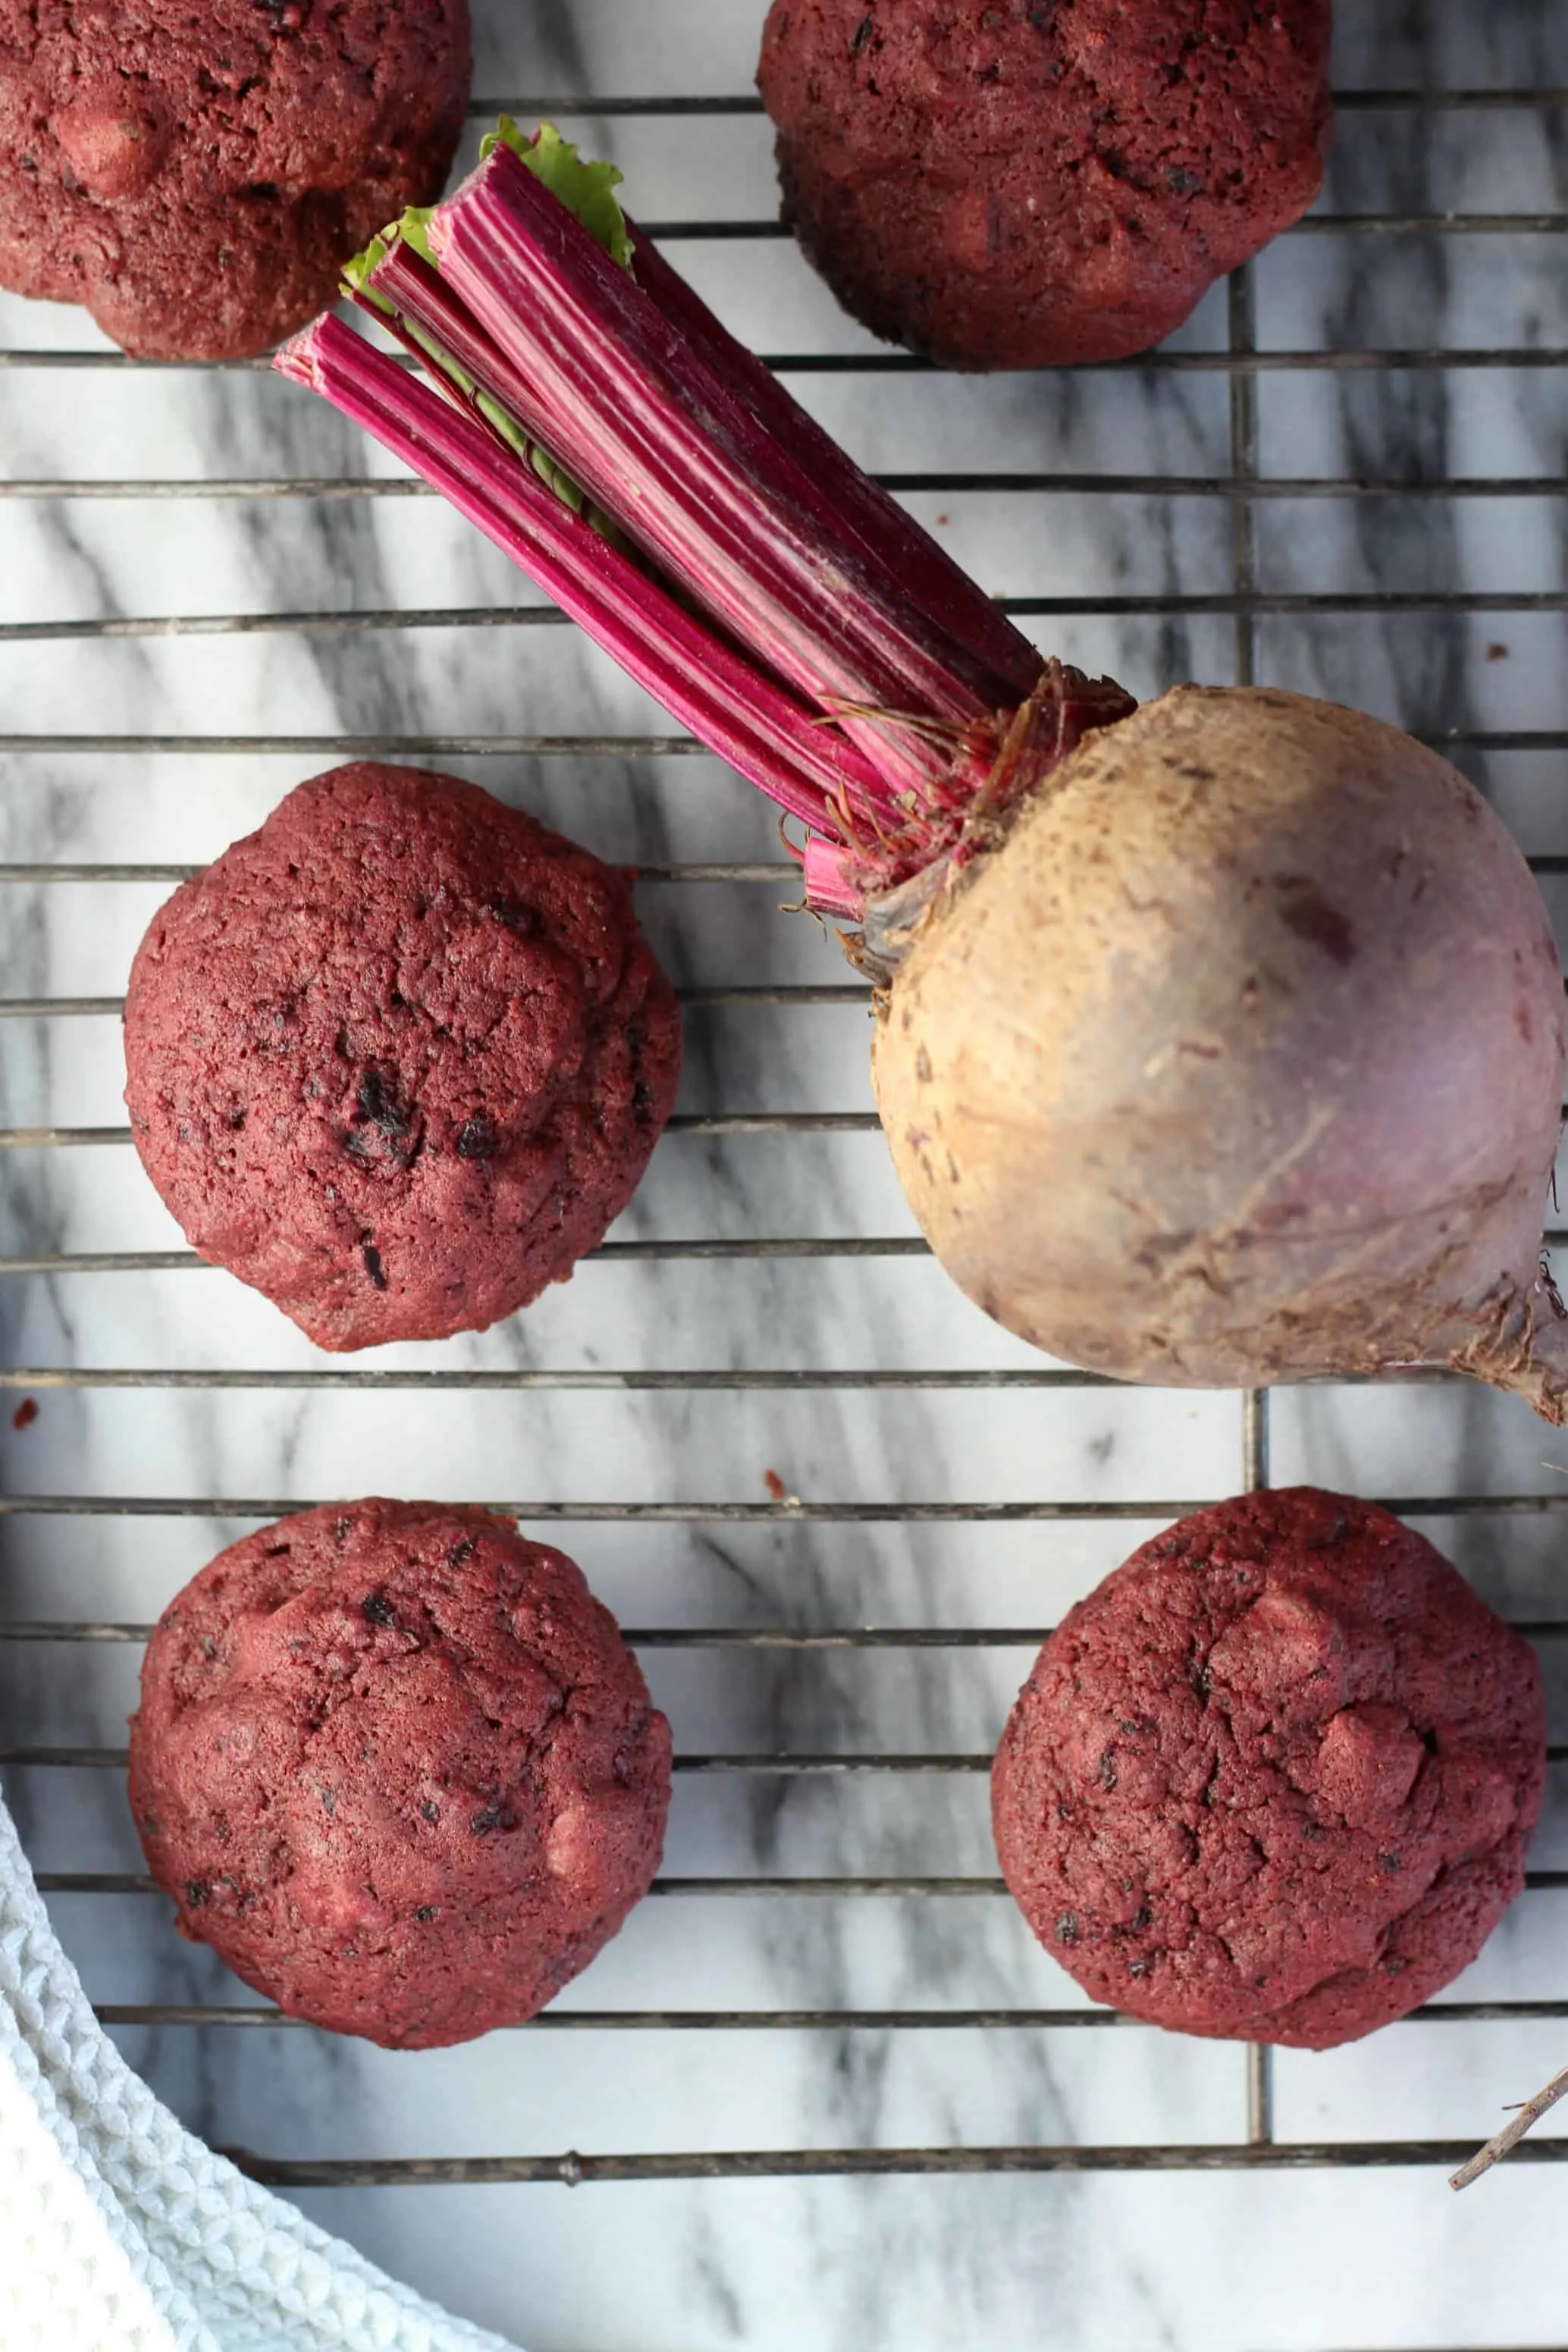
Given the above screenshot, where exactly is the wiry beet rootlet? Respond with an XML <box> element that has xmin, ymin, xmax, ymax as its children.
<box><xmin>876</xmin><ymin>688</ymin><xmax>1568</xmax><ymax>1411</ymax></box>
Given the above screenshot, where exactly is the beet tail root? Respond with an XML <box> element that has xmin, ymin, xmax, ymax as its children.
<box><xmin>1448</xmin><ymin>1268</ymin><xmax>1568</xmax><ymax>1425</ymax></box>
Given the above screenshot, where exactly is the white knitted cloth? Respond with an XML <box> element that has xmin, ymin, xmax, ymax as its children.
<box><xmin>0</xmin><ymin>1794</ymin><xmax>522</xmax><ymax>2352</ymax></box>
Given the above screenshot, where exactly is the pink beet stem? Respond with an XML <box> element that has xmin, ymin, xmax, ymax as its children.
<box><xmin>276</xmin><ymin>129</ymin><xmax>1136</xmax><ymax>916</ymax></box>
<box><xmin>800</xmin><ymin>837</ymin><xmax>867</xmax><ymax>919</ymax></box>
<box><xmin>364</xmin><ymin>237</ymin><xmax>897</xmax><ymax>829</ymax></box>
<box><xmin>425</xmin><ymin>146</ymin><xmax>1012</xmax><ymax>801</ymax></box>
<box><xmin>622</xmin><ymin>219</ymin><xmax>1044</xmax><ymax>708</ymax></box>
<box><xmin>275</xmin><ymin>316</ymin><xmax>876</xmax><ymax>833</ymax></box>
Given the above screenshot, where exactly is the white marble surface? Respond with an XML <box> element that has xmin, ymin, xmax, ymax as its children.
<box><xmin>2</xmin><ymin>3</ymin><xmax>1567</xmax><ymax>2347</ymax></box>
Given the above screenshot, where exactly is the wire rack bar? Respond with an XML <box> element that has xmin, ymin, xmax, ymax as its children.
<box><xmin>2</xmin><ymin>983</ymin><xmax>872</xmax><ymax>1018</ymax></box>
<box><xmin>0</xmin><ymin>591</ymin><xmax>1560</xmax><ymax>643</ymax></box>
<box><xmin>0</xmin><ymin>348</ymin><xmax>1562</xmax><ymax>375</ymax></box>
<box><xmin>0</xmin><ymin>1750</ymin><xmax>1022</xmax><ymax>1772</ymax></box>
<box><xmin>8</xmin><ymin>1747</ymin><xmax>1567</xmax><ymax>1774</ymax></box>
<box><xmin>36</xmin><ymin>1874</ymin><xmax>1012</xmax><ymax>1898</ymax></box>
<box><xmin>654</xmin><ymin>348</ymin><xmax>1568</xmax><ymax>375</ymax></box>
<box><xmin>30</xmin><ymin>1874</ymin><xmax>992</xmax><ymax>1899</ymax></box>
<box><xmin>9</xmin><ymin>1494</ymin><xmax>1568</xmax><ymax>1526</ymax></box>
<box><xmin>0</xmin><ymin>217</ymin><xmax>1550</xmax><ymax>266</ymax></box>
<box><xmin>5</xmin><ymin>1621</ymin><xmax>1568</xmax><ymax>1648</ymax></box>
<box><xmin>5</xmin><ymin>472</ymin><xmax>1568</xmax><ymax>500</ymax></box>
<box><xmin>0</xmin><ymin>861</ymin><xmax>798</xmax><ymax>881</ymax></box>
<box><xmin>28</xmin><ymin>213</ymin><xmax>1568</xmax><ymax>244</ymax></box>
<box><xmin>33</xmin><ymin>1873</ymin><xmax>1568</xmax><ymax>1900</ymax></box>
<box><xmin>8</xmin><ymin>1114</ymin><xmax>1568</xmax><ymax>1149</ymax></box>
<box><xmin>0</xmin><ymin>733</ymin><xmax>713</xmax><ymax>757</ymax></box>
<box><xmin>0</xmin><ymin>1368</ymin><xmax>1115</xmax><ymax>1392</ymax></box>
<box><xmin>463</xmin><ymin>90</ymin><xmax>1568</xmax><ymax>117</ymax></box>
<box><xmin>0</xmin><ymin>1367</ymin><xmax>1131</xmax><ymax>1394</ymax></box>
<box><xmin>219</xmin><ymin>2141</ymin><xmax>1568</xmax><ymax>2187</ymax></box>
<box><xmin>13</xmin><ymin>1230</ymin><xmax>1568</xmax><ymax>1277</ymax></box>
<box><xmin>1</xmin><ymin>729</ymin><xmax>1564</xmax><ymax>765</ymax></box>
<box><xmin>5</xmin><ymin>1495</ymin><xmax>1568</xmax><ymax>1524</ymax></box>
<box><xmin>86</xmin><ymin>2005</ymin><xmax>1147</xmax><ymax>2032</ymax></box>
<box><xmin>0</xmin><ymin>1240</ymin><xmax>933</xmax><ymax>1274</ymax></box>
<box><xmin>0</xmin><ymin>1361</ymin><xmax>1535</xmax><ymax>1397</ymax></box>
<box><xmin>0</xmin><ymin>983</ymin><xmax>873</xmax><ymax>1014</ymax></box>
<box><xmin>0</xmin><ymin>1365</ymin><xmax>1498</xmax><ymax>1394</ymax></box>
<box><xmin>87</xmin><ymin>1999</ymin><xmax>1568</xmax><ymax>2032</ymax></box>
<box><xmin>0</xmin><ymin>1115</ymin><xmax>886</xmax><ymax>1146</ymax></box>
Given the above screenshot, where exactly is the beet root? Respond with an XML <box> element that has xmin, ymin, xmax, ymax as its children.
<box><xmin>873</xmin><ymin>687</ymin><xmax>1568</xmax><ymax>1416</ymax></box>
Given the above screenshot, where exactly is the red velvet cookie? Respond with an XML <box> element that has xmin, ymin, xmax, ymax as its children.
<box><xmin>129</xmin><ymin>1500</ymin><xmax>673</xmax><ymax>2049</ymax></box>
<box><xmin>0</xmin><ymin>0</ymin><xmax>471</xmax><ymax>359</ymax></box>
<box><xmin>992</xmin><ymin>1489</ymin><xmax>1544</xmax><ymax>2048</ymax></box>
<box><xmin>124</xmin><ymin>762</ymin><xmax>681</xmax><ymax>1351</ymax></box>
<box><xmin>758</xmin><ymin>0</ymin><xmax>1331</xmax><ymax>368</ymax></box>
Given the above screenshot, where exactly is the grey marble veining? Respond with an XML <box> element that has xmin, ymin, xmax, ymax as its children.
<box><xmin>2</xmin><ymin>4</ymin><xmax>1568</xmax><ymax>2347</ymax></box>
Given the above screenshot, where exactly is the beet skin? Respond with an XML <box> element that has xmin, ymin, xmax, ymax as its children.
<box><xmin>874</xmin><ymin>689</ymin><xmax>1568</xmax><ymax>1410</ymax></box>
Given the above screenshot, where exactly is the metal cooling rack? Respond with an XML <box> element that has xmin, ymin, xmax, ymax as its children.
<box><xmin>2</xmin><ymin>68</ymin><xmax>1567</xmax><ymax>2253</ymax></box>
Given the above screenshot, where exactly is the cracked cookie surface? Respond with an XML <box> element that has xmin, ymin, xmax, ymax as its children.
<box><xmin>124</xmin><ymin>761</ymin><xmax>681</xmax><ymax>1350</ymax></box>
<box><xmin>0</xmin><ymin>0</ymin><xmax>471</xmax><ymax>356</ymax></box>
<box><xmin>130</xmin><ymin>1500</ymin><xmax>673</xmax><ymax>2047</ymax></box>
<box><xmin>993</xmin><ymin>1488</ymin><xmax>1544</xmax><ymax>2047</ymax></box>
<box><xmin>759</xmin><ymin>0</ymin><xmax>1331</xmax><ymax>368</ymax></box>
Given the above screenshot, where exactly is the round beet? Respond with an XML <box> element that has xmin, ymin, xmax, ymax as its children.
<box><xmin>123</xmin><ymin>763</ymin><xmax>681</xmax><ymax>1352</ymax></box>
<box><xmin>758</xmin><ymin>0</ymin><xmax>1331</xmax><ymax>368</ymax></box>
<box><xmin>873</xmin><ymin>688</ymin><xmax>1568</xmax><ymax>1412</ymax></box>
<box><xmin>993</xmin><ymin>1489</ymin><xmax>1545</xmax><ymax>2048</ymax></box>
<box><xmin>129</xmin><ymin>1501</ymin><xmax>673</xmax><ymax>2049</ymax></box>
<box><xmin>0</xmin><ymin>0</ymin><xmax>472</xmax><ymax>360</ymax></box>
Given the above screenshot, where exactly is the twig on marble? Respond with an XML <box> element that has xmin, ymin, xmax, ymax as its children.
<box><xmin>1449</xmin><ymin>2058</ymin><xmax>1568</xmax><ymax>2190</ymax></box>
